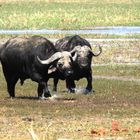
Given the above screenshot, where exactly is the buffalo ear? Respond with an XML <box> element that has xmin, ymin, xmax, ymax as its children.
<box><xmin>48</xmin><ymin>65</ymin><xmax>57</xmax><ymax>74</ymax></box>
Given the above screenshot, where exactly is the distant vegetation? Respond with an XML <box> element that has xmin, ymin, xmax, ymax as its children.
<box><xmin>0</xmin><ymin>0</ymin><xmax>139</xmax><ymax>29</ymax></box>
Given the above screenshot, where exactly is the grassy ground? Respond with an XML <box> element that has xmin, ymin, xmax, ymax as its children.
<box><xmin>92</xmin><ymin>40</ymin><xmax>140</xmax><ymax>64</ymax></box>
<box><xmin>93</xmin><ymin>64</ymin><xmax>140</xmax><ymax>79</ymax></box>
<box><xmin>0</xmin><ymin>38</ymin><xmax>140</xmax><ymax>139</ymax></box>
<box><xmin>0</xmin><ymin>64</ymin><xmax>140</xmax><ymax>140</ymax></box>
<box><xmin>0</xmin><ymin>1</ymin><xmax>140</xmax><ymax>138</ymax></box>
<box><xmin>0</xmin><ymin>0</ymin><xmax>139</xmax><ymax>30</ymax></box>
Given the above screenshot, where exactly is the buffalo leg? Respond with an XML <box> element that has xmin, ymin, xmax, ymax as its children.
<box><xmin>66</xmin><ymin>79</ymin><xmax>76</xmax><ymax>93</ymax></box>
<box><xmin>86</xmin><ymin>73</ymin><xmax>93</xmax><ymax>93</ymax></box>
<box><xmin>30</xmin><ymin>72</ymin><xmax>51</xmax><ymax>99</ymax></box>
<box><xmin>53</xmin><ymin>78</ymin><xmax>59</xmax><ymax>92</ymax></box>
<box><xmin>37</xmin><ymin>82</ymin><xmax>51</xmax><ymax>99</ymax></box>
<box><xmin>86</xmin><ymin>76</ymin><xmax>92</xmax><ymax>91</ymax></box>
<box><xmin>3</xmin><ymin>70</ymin><xmax>19</xmax><ymax>97</ymax></box>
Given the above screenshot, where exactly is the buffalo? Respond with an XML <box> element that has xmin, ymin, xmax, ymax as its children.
<box><xmin>53</xmin><ymin>35</ymin><xmax>102</xmax><ymax>93</ymax></box>
<box><xmin>0</xmin><ymin>36</ymin><xmax>76</xmax><ymax>99</ymax></box>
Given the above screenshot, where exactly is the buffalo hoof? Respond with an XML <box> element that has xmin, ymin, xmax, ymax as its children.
<box><xmin>68</xmin><ymin>88</ymin><xmax>75</xmax><ymax>93</ymax></box>
<box><xmin>44</xmin><ymin>92</ymin><xmax>51</xmax><ymax>97</ymax></box>
<box><xmin>76</xmin><ymin>88</ymin><xmax>93</xmax><ymax>94</ymax></box>
<box><xmin>38</xmin><ymin>92</ymin><xmax>51</xmax><ymax>100</ymax></box>
<box><xmin>84</xmin><ymin>88</ymin><xmax>95</xmax><ymax>94</ymax></box>
<box><xmin>92</xmin><ymin>89</ymin><xmax>95</xmax><ymax>93</ymax></box>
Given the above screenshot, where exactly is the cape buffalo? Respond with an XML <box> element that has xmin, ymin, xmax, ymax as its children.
<box><xmin>0</xmin><ymin>36</ymin><xmax>76</xmax><ymax>99</ymax></box>
<box><xmin>54</xmin><ymin>35</ymin><xmax>102</xmax><ymax>93</ymax></box>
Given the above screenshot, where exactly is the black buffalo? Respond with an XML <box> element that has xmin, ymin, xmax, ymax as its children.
<box><xmin>54</xmin><ymin>35</ymin><xmax>102</xmax><ymax>93</ymax></box>
<box><xmin>0</xmin><ymin>36</ymin><xmax>76</xmax><ymax>99</ymax></box>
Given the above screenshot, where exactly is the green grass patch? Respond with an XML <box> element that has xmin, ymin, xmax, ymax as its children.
<box><xmin>0</xmin><ymin>0</ymin><xmax>140</xmax><ymax>29</ymax></box>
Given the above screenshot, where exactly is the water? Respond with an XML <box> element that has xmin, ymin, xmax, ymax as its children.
<box><xmin>0</xmin><ymin>26</ymin><xmax>140</xmax><ymax>35</ymax></box>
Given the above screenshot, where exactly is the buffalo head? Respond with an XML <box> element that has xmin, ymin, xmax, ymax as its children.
<box><xmin>37</xmin><ymin>51</ymin><xmax>77</xmax><ymax>77</ymax></box>
<box><xmin>70</xmin><ymin>45</ymin><xmax>102</xmax><ymax>69</ymax></box>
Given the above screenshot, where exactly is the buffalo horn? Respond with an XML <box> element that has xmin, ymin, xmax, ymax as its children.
<box><xmin>91</xmin><ymin>45</ymin><xmax>102</xmax><ymax>56</ymax></box>
<box><xmin>70</xmin><ymin>46</ymin><xmax>81</xmax><ymax>54</ymax></box>
<box><xmin>37</xmin><ymin>52</ymin><xmax>62</xmax><ymax>65</ymax></box>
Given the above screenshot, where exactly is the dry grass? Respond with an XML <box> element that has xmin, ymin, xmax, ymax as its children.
<box><xmin>0</xmin><ymin>93</ymin><xmax>139</xmax><ymax>140</ymax></box>
<box><xmin>92</xmin><ymin>40</ymin><xmax>140</xmax><ymax>64</ymax></box>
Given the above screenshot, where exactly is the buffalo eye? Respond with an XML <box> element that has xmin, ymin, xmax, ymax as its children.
<box><xmin>58</xmin><ymin>63</ymin><xmax>63</xmax><ymax>68</ymax></box>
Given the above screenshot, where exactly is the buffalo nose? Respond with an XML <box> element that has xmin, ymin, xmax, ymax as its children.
<box><xmin>81</xmin><ymin>64</ymin><xmax>87</xmax><ymax>67</ymax></box>
<box><xmin>67</xmin><ymin>70</ymin><xmax>73</xmax><ymax>74</ymax></box>
<box><xmin>66</xmin><ymin>70</ymin><xmax>73</xmax><ymax>77</ymax></box>
<box><xmin>81</xmin><ymin>63</ymin><xmax>88</xmax><ymax>68</ymax></box>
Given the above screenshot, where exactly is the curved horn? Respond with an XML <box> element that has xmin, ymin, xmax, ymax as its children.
<box><xmin>37</xmin><ymin>52</ymin><xmax>62</xmax><ymax>65</ymax></box>
<box><xmin>70</xmin><ymin>45</ymin><xmax>81</xmax><ymax>54</ymax></box>
<box><xmin>91</xmin><ymin>45</ymin><xmax>102</xmax><ymax>57</ymax></box>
